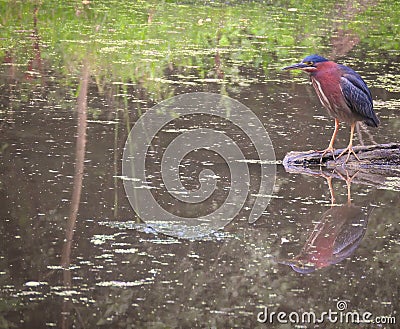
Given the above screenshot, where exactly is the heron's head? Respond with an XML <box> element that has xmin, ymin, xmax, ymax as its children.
<box><xmin>282</xmin><ymin>54</ymin><xmax>329</xmax><ymax>73</ymax></box>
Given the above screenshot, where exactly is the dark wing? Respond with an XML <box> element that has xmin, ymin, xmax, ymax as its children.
<box><xmin>340</xmin><ymin>71</ymin><xmax>379</xmax><ymax>127</ymax></box>
<box><xmin>339</xmin><ymin>65</ymin><xmax>373</xmax><ymax>101</ymax></box>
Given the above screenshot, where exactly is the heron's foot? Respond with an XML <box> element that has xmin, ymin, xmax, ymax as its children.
<box><xmin>337</xmin><ymin>145</ymin><xmax>360</xmax><ymax>163</ymax></box>
<box><xmin>318</xmin><ymin>147</ymin><xmax>335</xmax><ymax>163</ymax></box>
<box><xmin>319</xmin><ymin>172</ymin><xmax>336</xmax><ymax>205</ymax></box>
<box><xmin>335</xmin><ymin>169</ymin><xmax>360</xmax><ymax>204</ymax></box>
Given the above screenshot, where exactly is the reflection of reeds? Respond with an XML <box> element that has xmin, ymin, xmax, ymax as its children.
<box><xmin>25</xmin><ymin>6</ymin><xmax>43</xmax><ymax>81</ymax></box>
<box><xmin>61</xmin><ymin>59</ymin><xmax>89</xmax><ymax>273</ymax></box>
<box><xmin>60</xmin><ymin>60</ymin><xmax>89</xmax><ymax>329</ymax></box>
<box><xmin>113</xmin><ymin>110</ymin><xmax>120</xmax><ymax>218</ymax></box>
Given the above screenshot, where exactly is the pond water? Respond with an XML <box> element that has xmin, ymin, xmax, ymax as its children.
<box><xmin>0</xmin><ymin>1</ymin><xmax>399</xmax><ymax>328</ymax></box>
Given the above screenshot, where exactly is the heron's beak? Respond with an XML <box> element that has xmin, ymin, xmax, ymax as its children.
<box><xmin>282</xmin><ymin>62</ymin><xmax>309</xmax><ymax>70</ymax></box>
<box><xmin>274</xmin><ymin>257</ymin><xmax>317</xmax><ymax>273</ymax></box>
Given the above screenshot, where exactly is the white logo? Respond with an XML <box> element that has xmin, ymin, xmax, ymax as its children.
<box><xmin>122</xmin><ymin>92</ymin><xmax>276</xmax><ymax>238</ymax></box>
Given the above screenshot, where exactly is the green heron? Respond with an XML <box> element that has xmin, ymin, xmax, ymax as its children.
<box><xmin>283</xmin><ymin>54</ymin><xmax>380</xmax><ymax>162</ymax></box>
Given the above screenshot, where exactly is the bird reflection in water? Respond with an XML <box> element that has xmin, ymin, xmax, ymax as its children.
<box><xmin>278</xmin><ymin>172</ymin><xmax>371</xmax><ymax>274</ymax></box>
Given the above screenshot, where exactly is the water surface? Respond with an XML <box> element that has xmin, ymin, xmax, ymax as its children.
<box><xmin>0</xmin><ymin>1</ymin><xmax>399</xmax><ymax>328</ymax></box>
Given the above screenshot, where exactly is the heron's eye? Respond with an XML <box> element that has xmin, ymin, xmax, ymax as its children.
<box><xmin>304</xmin><ymin>61</ymin><xmax>314</xmax><ymax>66</ymax></box>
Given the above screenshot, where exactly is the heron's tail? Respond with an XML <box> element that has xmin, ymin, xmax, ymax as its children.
<box><xmin>363</xmin><ymin>112</ymin><xmax>380</xmax><ymax>127</ymax></box>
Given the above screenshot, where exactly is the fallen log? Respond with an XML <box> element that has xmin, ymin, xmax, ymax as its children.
<box><xmin>283</xmin><ymin>143</ymin><xmax>400</xmax><ymax>191</ymax></box>
<box><xmin>283</xmin><ymin>143</ymin><xmax>400</xmax><ymax>170</ymax></box>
